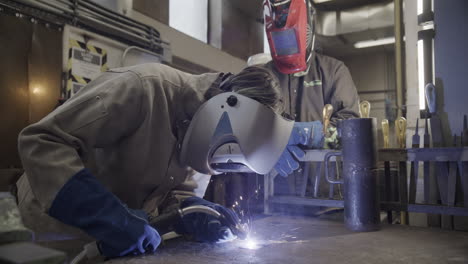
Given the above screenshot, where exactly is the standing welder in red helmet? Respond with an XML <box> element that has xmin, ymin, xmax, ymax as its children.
<box><xmin>262</xmin><ymin>0</ymin><xmax>360</xmax><ymax>195</ymax></box>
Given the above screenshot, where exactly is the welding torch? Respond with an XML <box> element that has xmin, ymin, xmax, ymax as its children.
<box><xmin>150</xmin><ymin>204</ymin><xmax>248</xmax><ymax>240</ymax></box>
<box><xmin>71</xmin><ymin>204</ymin><xmax>247</xmax><ymax>264</ymax></box>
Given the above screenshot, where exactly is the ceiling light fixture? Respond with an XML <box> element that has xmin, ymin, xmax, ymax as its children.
<box><xmin>313</xmin><ymin>0</ymin><xmax>334</xmax><ymax>3</ymax></box>
<box><xmin>354</xmin><ymin>37</ymin><xmax>396</xmax><ymax>49</ymax></box>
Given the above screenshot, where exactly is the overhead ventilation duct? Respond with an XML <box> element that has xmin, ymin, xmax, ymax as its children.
<box><xmin>315</xmin><ymin>1</ymin><xmax>394</xmax><ymax>36</ymax></box>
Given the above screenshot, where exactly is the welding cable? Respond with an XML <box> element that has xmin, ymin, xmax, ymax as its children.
<box><xmin>70</xmin><ymin>249</ymin><xmax>86</xmax><ymax>264</ymax></box>
<box><xmin>70</xmin><ymin>241</ymin><xmax>100</xmax><ymax>264</ymax></box>
<box><xmin>180</xmin><ymin>205</ymin><xmax>221</xmax><ymax>218</ymax></box>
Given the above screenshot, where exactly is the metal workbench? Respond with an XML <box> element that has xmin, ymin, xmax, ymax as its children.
<box><xmin>104</xmin><ymin>215</ymin><xmax>468</xmax><ymax>264</ymax></box>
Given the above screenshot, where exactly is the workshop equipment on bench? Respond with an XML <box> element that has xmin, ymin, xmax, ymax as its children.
<box><xmin>324</xmin><ymin>118</ymin><xmax>380</xmax><ymax>231</ymax></box>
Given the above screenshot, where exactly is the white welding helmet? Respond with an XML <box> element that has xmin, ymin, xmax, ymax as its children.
<box><xmin>180</xmin><ymin>92</ymin><xmax>294</xmax><ymax>175</ymax></box>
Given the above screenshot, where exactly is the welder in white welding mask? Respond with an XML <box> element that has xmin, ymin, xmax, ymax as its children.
<box><xmin>16</xmin><ymin>63</ymin><xmax>324</xmax><ymax>258</ymax></box>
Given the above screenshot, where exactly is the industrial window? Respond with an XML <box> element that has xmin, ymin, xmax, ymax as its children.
<box><xmin>169</xmin><ymin>0</ymin><xmax>208</xmax><ymax>43</ymax></box>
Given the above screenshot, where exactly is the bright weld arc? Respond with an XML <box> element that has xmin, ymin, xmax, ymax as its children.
<box><xmin>244</xmin><ymin>238</ymin><xmax>259</xmax><ymax>250</ymax></box>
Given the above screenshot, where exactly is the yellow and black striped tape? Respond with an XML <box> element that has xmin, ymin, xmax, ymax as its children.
<box><xmin>66</xmin><ymin>39</ymin><xmax>108</xmax><ymax>98</ymax></box>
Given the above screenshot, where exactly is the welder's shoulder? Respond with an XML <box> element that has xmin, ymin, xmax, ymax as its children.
<box><xmin>261</xmin><ymin>61</ymin><xmax>285</xmax><ymax>80</ymax></box>
<box><xmin>315</xmin><ymin>53</ymin><xmax>349</xmax><ymax>75</ymax></box>
<box><xmin>108</xmin><ymin>63</ymin><xmax>187</xmax><ymax>80</ymax></box>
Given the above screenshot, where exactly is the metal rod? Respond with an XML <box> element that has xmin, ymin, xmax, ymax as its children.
<box><xmin>394</xmin><ymin>0</ymin><xmax>405</xmax><ymax>117</ymax></box>
<box><xmin>269</xmin><ymin>198</ymin><xmax>468</xmax><ymax>217</ymax></box>
<box><xmin>269</xmin><ymin>196</ymin><xmax>344</xmax><ymax>208</ymax></box>
<box><xmin>382</xmin><ymin>203</ymin><xmax>468</xmax><ymax>217</ymax></box>
<box><xmin>313</xmin><ymin>162</ymin><xmax>322</xmax><ymax>198</ymax></box>
<box><xmin>399</xmin><ymin>161</ymin><xmax>409</xmax><ymax>224</ymax></box>
<box><xmin>358</xmin><ymin>89</ymin><xmax>396</xmax><ymax>94</ymax></box>
<box><xmin>299</xmin><ymin>163</ymin><xmax>311</xmax><ymax>197</ymax></box>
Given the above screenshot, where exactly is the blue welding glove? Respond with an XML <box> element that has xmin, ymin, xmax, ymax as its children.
<box><xmin>48</xmin><ymin>169</ymin><xmax>161</xmax><ymax>258</ymax></box>
<box><xmin>174</xmin><ymin>196</ymin><xmax>239</xmax><ymax>243</ymax></box>
<box><xmin>274</xmin><ymin>121</ymin><xmax>324</xmax><ymax>177</ymax></box>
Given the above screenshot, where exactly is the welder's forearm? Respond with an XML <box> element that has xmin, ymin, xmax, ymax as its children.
<box><xmin>18</xmin><ymin>125</ymin><xmax>86</xmax><ymax>210</ymax></box>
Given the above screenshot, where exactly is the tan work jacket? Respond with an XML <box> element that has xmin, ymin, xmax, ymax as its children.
<box><xmin>265</xmin><ymin>52</ymin><xmax>360</xmax><ymax>124</ymax></box>
<box><xmin>16</xmin><ymin>63</ymin><xmax>222</xmax><ymax>237</ymax></box>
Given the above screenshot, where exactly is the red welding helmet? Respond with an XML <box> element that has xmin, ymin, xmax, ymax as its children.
<box><xmin>264</xmin><ymin>0</ymin><xmax>313</xmax><ymax>74</ymax></box>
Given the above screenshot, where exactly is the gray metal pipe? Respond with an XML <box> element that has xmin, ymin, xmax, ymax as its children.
<box><xmin>325</xmin><ymin>118</ymin><xmax>380</xmax><ymax>231</ymax></box>
<box><xmin>342</xmin><ymin>118</ymin><xmax>380</xmax><ymax>231</ymax></box>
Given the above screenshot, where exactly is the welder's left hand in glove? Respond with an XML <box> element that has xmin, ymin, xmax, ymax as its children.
<box><xmin>274</xmin><ymin>121</ymin><xmax>324</xmax><ymax>177</ymax></box>
<box><xmin>324</xmin><ymin>126</ymin><xmax>339</xmax><ymax>149</ymax></box>
<box><xmin>174</xmin><ymin>197</ymin><xmax>239</xmax><ymax>243</ymax></box>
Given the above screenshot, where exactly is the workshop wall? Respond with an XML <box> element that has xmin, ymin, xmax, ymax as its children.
<box><xmin>0</xmin><ymin>16</ymin><xmax>31</xmax><ymax>168</ymax></box>
<box><xmin>133</xmin><ymin>0</ymin><xmax>169</xmax><ymax>24</ymax></box>
<box><xmin>0</xmin><ymin>16</ymin><xmax>62</xmax><ymax>169</ymax></box>
<box><xmin>131</xmin><ymin>0</ymin><xmax>263</xmax><ymax>72</ymax></box>
<box><xmin>339</xmin><ymin>51</ymin><xmax>396</xmax><ymax>148</ymax></box>
<box><xmin>218</xmin><ymin>1</ymin><xmax>264</xmax><ymax>61</ymax></box>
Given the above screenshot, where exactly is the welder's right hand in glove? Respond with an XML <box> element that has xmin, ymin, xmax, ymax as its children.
<box><xmin>48</xmin><ymin>169</ymin><xmax>161</xmax><ymax>258</ymax></box>
<box><xmin>274</xmin><ymin>121</ymin><xmax>324</xmax><ymax>177</ymax></box>
<box><xmin>174</xmin><ymin>196</ymin><xmax>239</xmax><ymax>243</ymax></box>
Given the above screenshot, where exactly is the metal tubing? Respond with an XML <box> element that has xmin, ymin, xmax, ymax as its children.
<box><xmin>339</xmin><ymin>118</ymin><xmax>380</xmax><ymax>232</ymax></box>
<box><xmin>324</xmin><ymin>151</ymin><xmax>343</xmax><ymax>184</ymax></box>
<box><xmin>394</xmin><ymin>0</ymin><xmax>404</xmax><ymax>117</ymax></box>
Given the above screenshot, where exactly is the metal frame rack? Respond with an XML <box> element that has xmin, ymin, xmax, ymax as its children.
<box><xmin>264</xmin><ymin>147</ymin><xmax>468</xmax><ymax>223</ymax></box>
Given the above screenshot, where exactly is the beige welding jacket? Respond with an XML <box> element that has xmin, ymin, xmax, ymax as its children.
<box><xmin>16</xmin><ymin>63</ymin><xmax>222</xmax><ymax>238</ymax></box>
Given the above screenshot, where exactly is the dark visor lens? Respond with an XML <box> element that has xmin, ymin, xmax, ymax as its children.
<box><xmin>271</xmin><ymin>29</ymin><xmax>299</xmax><ymax>56</ymax></box>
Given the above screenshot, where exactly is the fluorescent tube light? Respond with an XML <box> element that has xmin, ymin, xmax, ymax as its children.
<box><xmin>417</xmin><ymin>39</ymin><xmax>426</xmax><ymax>110</ymax></box>
<box><xmin>313</xmin><ymin>0</ymin><xmax>334</xmax><ymax>3</ymax></box>
<box><xmin>354</xmin><ymin>37</ymin><xmax>396</xmax><ymax>49</ymax></box>
<box><xmin>417</xmin><ymin>0</ymin><xmax>423</xmax><ymax>15</ymax></box>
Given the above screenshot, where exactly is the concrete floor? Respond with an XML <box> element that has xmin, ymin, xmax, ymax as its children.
<box><xmin>102</xmin><ymin>215</ymin><xmax>468</xmax><ymax>264</ymax></box>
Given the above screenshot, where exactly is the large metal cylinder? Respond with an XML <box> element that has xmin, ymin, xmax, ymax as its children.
<box><xmin>340</xmin><ymin>118</ymin><xmax>380</xmax><ymax>231</ymax></box>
